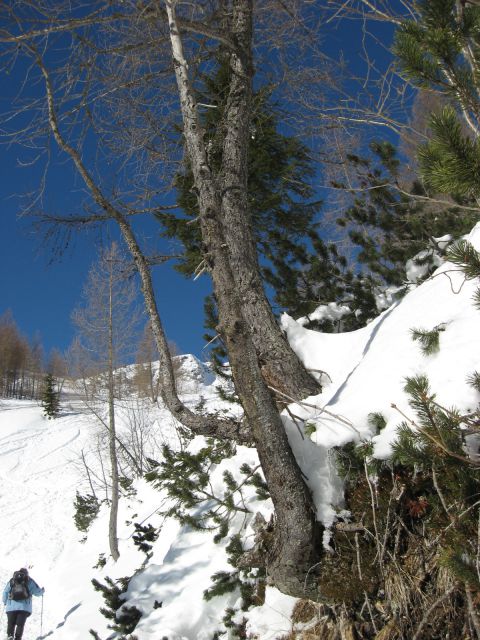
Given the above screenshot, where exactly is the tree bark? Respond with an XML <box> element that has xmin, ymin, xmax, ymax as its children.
<box><xmin>218</xmin><ymin>7</ymin><xmax>319</xmax><ymax>400</ymax></box>
<box><xmin>107</xmin><ymin>256</ymin><xmax>120</xmax><ymax>562</ymax></box>
<box><xmin>165</xmin><ymin>0</ymin><xmax>321</xmax><ymax>597</ymax></box>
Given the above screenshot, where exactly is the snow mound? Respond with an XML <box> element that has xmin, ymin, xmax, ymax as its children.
<box><xmin>0</xmin><ymin>224</ymin><xmax>478</xmax><ymax>639</ymax></box>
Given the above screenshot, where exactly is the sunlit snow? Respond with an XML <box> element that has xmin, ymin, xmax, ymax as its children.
<box><xmin>0</xmin><ymin>223</ymin><xmax>479</xmax><ymax>639</ymax></box>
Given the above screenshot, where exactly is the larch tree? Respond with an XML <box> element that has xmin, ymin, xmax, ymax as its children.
<box><xmin>72</xmin><ymin>242</ymin><xmax>142</xmax><ymax>561</ymax></box>
<box><xmin>0</xmin><ymin>311</ymin><xmax>37</xmax><ymax>400</ymax></box>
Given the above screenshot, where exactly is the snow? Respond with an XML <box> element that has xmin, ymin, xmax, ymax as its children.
<box><xmin>282</xmin><ymin>223</ymin><xmax>480</xmax><ymax>464</ymax></box>
<box><xmin>242</xmin><ymin>588</ymin><xmax>297</xmax><ymax>639</ymax></box>
<box><xmin>0</xmin><ymin>225</ymin><xmax>479</xmax><ymax>639</ymax></box>
<box><xmin>295</xmin><ymin>301</ymin><xmax>351</xmax><ymax>327</ymax></box>
<box><xmin>405</xmin><ymin>234</ymin><xmax>452</xmax><ymax>283</ymax></box>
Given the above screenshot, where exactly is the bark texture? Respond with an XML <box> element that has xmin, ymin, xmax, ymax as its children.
<box><xmin>107</xmin><ymin>261</ymin><xmax>120</xmax><ymax>562</ymax></box>
<box><xmin>218</xmin><ymin>10</ymin><xmax>319</xmax><ymax>400</ymax></box>
<box><xmin>166</xmin><ymin>0</ymin><xmax>321</xmax><ymax>597</ymax></box>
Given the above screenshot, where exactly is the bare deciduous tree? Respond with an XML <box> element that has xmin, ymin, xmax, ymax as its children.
<box><xmin>72</xmin><ymin>242</ymin><xmax>143</xmax><ymax>561</ymax></box>
<box><xmin>0</xmin><ymin>311</ymin><xmax>45</xmax><ymax>400</ymax></box>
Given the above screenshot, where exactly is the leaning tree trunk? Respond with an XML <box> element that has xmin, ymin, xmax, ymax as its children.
<box><xmin>165</xmin><ymin>0</ymin><xmax>321</xmax><ymax>597</ymax></box>
<box><xmin>35</xmin><ymin>48</ymin><xmax>250</xmax><ymax>446</ymax></box>
<box><xmin>199</xmin><ymin>108</ymin><xmax>320</xmax><ymax>598</ymax></box>
<box><xmin>217</xmin><ymin>2</ymin><xmax>319</xmax><ymax>402</ymax></box>
<box><xmin>166</xmin><ymin>0</ymin><xmax>319</xmax><ymax>403</ymax></box>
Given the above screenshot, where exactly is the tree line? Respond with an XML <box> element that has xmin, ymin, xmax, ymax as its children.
<box><xmin>0</xmin><ymin>311</ymin><xmax>66</xmax><ymax>401</ymax></box>
<box><xmin>0</xmin><ymin>299</ymin><xmax>174</xmax><ymax>408</ymax></box>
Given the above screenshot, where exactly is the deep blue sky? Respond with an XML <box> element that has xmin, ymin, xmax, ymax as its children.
<box><xmin>0</xmin><ymin>7</ymin><xmax>398</xmax><ymax>364</ymax></box>
<box><xmin>0</xmin><ymin>156</ymin><xmax>211</xmax><ymax>360</ymax></box>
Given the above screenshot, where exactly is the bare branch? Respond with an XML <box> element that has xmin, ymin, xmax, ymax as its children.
<box><xmin>29</xmin><ymin>43</ymin><xmax>250</xmax><ymax>445</ymax></box>
<box><xmin>0</xmin><ymin>10</ymin><xmax>129</xmax><ymax>43</ymax></box>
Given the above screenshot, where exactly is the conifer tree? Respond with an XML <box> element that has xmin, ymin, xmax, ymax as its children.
<box><xmin>157</xmin><ymin>61</ymin><xmax>340</xmax><ymax>346</ymax></box>
<box><xmin>41</xmin><ymin>373</ymin><xmax>59</xmax><ymax>419</ymax></box>
<box><xmin>91</xmin><ymin>576</ymin><xmax>141</xmax><ymax>637</ymax></box>
<box><xmin>336</xmin><ymin>142</ymin><xmax>478</xmax><ymax>288</ymax></box>
<box><xmin>159</xmin><ymin>64</ymin><xmax>323</xmax><ymax>310</ymax></box>
<box><xmin>394</xmin><ymin>0</ymin><xmax>480</xmax><ymax>203</ymax></box>
<box><xmin>326</xmin><ymin>138</ymin><xmax>478</xmax><ymax>336</ymax></box>
<box><xmin>73</xmin><ymin>492</ymin><xmax>100</xmax><ymax>534</ymax></box>
<box><xmin>144</xmin><ymin>439</ymin><xmax>267</xmax><ymax>542</ymax></box>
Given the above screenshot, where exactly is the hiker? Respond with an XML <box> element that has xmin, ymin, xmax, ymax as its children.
<box><xmin>2</xmin><ymin>568</ymin><xmax>44</xmax><ymax>640</ymax></box>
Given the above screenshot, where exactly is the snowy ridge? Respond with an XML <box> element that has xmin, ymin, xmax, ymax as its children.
<box><xmin>0</xmin><ymin>225</ymin><xmax>479</xmax><ymax>639</ymax></box>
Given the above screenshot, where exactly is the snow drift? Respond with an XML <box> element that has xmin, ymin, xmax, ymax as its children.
<box><xmin>0</xmin><ymin>224</ymin><xmax>479</xmax><ymax>639</ymax></box>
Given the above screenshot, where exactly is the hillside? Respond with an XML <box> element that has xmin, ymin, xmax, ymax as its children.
<box><xmin>0</xmin><ymin>224</ymin><xmax>479</xmax><ymax>639</ymax></box>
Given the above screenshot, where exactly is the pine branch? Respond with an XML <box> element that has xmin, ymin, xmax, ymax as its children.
<box><xmin>410</xmin><ymin>324</ymin><xmax>445</xmax><ymax>355</ymax></box>
<box><xmin>447</xmin><ymin>240</ymin><xmax>480</xmax><ymax>279</ymax></box>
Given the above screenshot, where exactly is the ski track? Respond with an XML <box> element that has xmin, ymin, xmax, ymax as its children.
<box><xmin>0</xmin><ymin>369</ymin><xmax>219</xmax><ymax>639</ymax></box>
<box><xmin>37</xmin><ymin>429</ymin><xmax>81</xmax><ymax>460</ymax></box>
<box><xmin>0</xmin><ymin>400</ymin><xmax>93</xmax><ymax>638</ymax></box>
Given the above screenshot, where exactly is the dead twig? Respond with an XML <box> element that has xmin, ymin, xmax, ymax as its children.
<box><xmin>412</xmin><ymin>587</ymin><xmax>456</xmax><ymax>640</ymax></box>
<box><xmin>364</xmin><ymin>459</ymin><xmax>381</xmax><ymax>565</ymax></box>
<box><xmin>466</xmin><ymin>587</ymin><xmax>480</xmax><ymax>640</ymax></box>
<box><xmin>355</xmin><ymin>533</ymin><xmax>363</xmax><ymax>581</ymax></box>
<box><xmin>432</xmin><ymin>465</ymin><xmax>454</xmax><ymax>521</ymax></box>
<box><xmin>285</xmin><ymin>406</ymin><xmax>305</xmax><ymax>440</ymax></box>
<box><xmin>268</xmin><ymin>385</ymin><xmax>362</xmax><ymax>437</ymax></box>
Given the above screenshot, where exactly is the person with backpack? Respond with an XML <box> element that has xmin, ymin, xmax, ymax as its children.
<box><xmin>2</xmin><ymin>568</ymin><xmax>44</xmax><ymax>640</ymax></box>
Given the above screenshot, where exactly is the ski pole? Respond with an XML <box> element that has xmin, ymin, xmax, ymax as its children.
<box><xmin>40</xmin><ymin>594</ymin><xmax>44</xmax><ymax>637</ymax></box>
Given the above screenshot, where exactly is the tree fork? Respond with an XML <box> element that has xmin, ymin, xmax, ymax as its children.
<box><xmin>166</xmin><ymin>0</ymin><xmax>321</xmax><ymax>597</ymax></box>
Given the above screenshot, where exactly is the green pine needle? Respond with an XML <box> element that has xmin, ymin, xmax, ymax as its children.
<box><xmin>368</xmin><ymin>412</ymin><xmax>387</xmax><ymax>432</ymax></box>
<box><xmin>447</xmin><ymin>240</ymin><xmax>480</xmax><ymax>279</ymax></box>
<box><xmin>467</xmin><ymin>370</ymin><xmax>480</xmax><ymax>392</ymax></box>
<box><xmin>410</xmin><ymin>325</ymin><xmax>444</xmax><ymax>355</ymax></box>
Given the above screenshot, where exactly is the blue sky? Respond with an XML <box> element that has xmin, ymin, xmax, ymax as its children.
<box><xmin>0</xmin><ymin>22</ymin><xmax>216</xmax><ymax>362</ymax></box>
<box><xmin>0</xmin><ymin>6</ymin><xmax>398</xmax><ymax>365</ymax></box>
<box><xmin>0</xmin><ymin>153</ymin><xmax>212</xmax><ymax>360</ymax></box>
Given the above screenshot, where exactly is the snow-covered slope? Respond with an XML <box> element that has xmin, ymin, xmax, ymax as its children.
<box><xmin>282</xmin><ymin>223</ymin><xmax>480</xmax><ymax>459</ymax></box>
<box><xmin>0</xmin><ymin>225</ymin><xmax>479</xmax><ymax>640</ymax></box>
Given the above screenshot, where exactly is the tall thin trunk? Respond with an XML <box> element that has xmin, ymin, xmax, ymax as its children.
<box><xmin>35</xmin><ymin>49</ymin><xmax>249</xmax><ymax>445</ymax></box>
<box><xmin>108</xmin><ymin>259</ymin><xmax>120</xmax><ymax>562</ymax></box>
<box><xmin>19</xmin><ymin>371</ymin><xmax>24</xmax><ymax>399</ymax></box>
